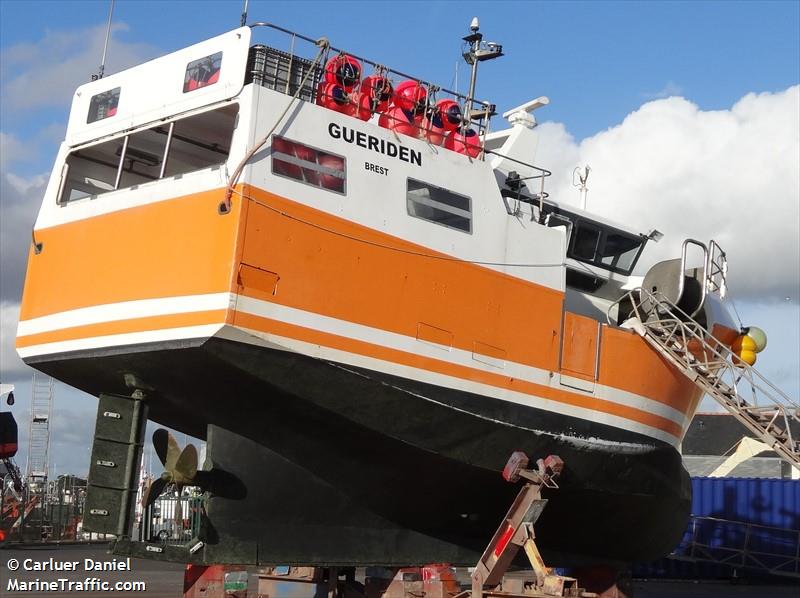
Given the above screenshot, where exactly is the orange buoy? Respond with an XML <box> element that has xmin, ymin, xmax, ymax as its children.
<box><xmin>393</xmin><ymin>80</ymin><xmax>427</xmax><ymax>114</ymax></box>
<box><xmin>319</xmin><ymin>154</ymin><xmax>345</xmax><ymax>192</ymax></box>
<box><xmin>317</xmin><ymin>82</ymin><xmax>356</xmax><ymax>115</ymax></box>
<box><xmin>272</xmin><ymin>136</ymin><xmax>302</xmax><ymax>179</ymax></box>
<box><xmin>360</xmin><ymin>75</ymin><xmax>394</xmax><ymax>112</ymax></box>
<box><xmin>324</xmin><ymin>54</ymin><xmax>362</xmax><ymax>90</ymax></box>
<box><xmin>445</xmin><ymin>127</ymin><xmax>481</xmax><ymax>158</ymax></box>
<box><xmin>378</xmin><ymin>106</ymin><xmax>417</xmax><ymax>137</ymax></box>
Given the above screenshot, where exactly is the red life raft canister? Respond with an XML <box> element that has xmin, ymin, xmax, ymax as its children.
<box><xmin>360</xmin><ymin>75</ymin><xmax>394</xmax><ymax>113</ymax></box>
<box><xmin>350</xmin><ymin>90</ymin><xmax>374</xmax><ymax>121</ymax></box>
<box><xmin>393</xmin><ymin>80</ymin><xmax>427</xmax><ymax>114</ymax></box>
<box><xmin>378</xmin><ymin>106</ymin><xmax>418</xmax><ymax>137</ymax></box>
<box><xmin>445</xmin><ymin>126</ymin><xmax>482</xmax><ymax>158</ymax></box>
<box><xmin>436</xmin><ymin>99</ymin><xmax>463</xmax><ymax>131</ymax></box>
<box><xmin>324</xmin><ymin>54</ymin><xmax>362</xmax><ymax>90</ymax></box>
<box><xmin>317</xmin><ymin>82</ymin><xmax>356</xmax><ymax>116</ymax></box>
<box><xmin>420</xmin><ymin>99</ymin><xmax>463</xmax><ymax>145</ymax></box>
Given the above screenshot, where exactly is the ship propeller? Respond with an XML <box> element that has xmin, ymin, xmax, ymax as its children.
<box><xmin>142</xmin><ymin>429</ymin><xmax>199</xmax><ymax>523</ymax></box>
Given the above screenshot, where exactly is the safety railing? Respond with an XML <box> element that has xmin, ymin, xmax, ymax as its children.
<box><xmin>246</xmin><ymin>22</ymin><xmax>496</xmax><ymax>156</ymax></box>
<box><xmin>671</xmin><ymin>516</ymin><xmax>800</xmax><ymax>578</ymax></box>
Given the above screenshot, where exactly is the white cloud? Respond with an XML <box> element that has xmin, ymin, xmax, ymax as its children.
<box><xmin>0</xmin><ymin>300</ymin><xmax>30</xmax><ymax>381</ymax></box>
<box><xmin>0</xmin><ymin>131</ymin><xmax>35</xmax><ymax>169</ymax></box>
<box><xmin>1</xmin><ymin>23</ymin><xmax>158</xmax><ymax>115</ymax></box>
<box><xmin>0</xmin><ymin>170</ymin><xmax>48</xmax><ymax>303</ymax></box>
<box><xmin>642</xmin><ymin>80</ymin><xmax>684</xmax><ymax>100</ymax></box>
<box><xmin>536</xmin><ymin>85</ymin><xmax>800</xmax><ymax>302</ymax></box>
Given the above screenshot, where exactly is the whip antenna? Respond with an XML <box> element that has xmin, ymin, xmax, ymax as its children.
<box><xmin>94</xmin><ymin>0</ymin><xmax>115</xmax><ymax>81</ymax></box>
<box><xmin>240</xmin><ymin>0</ymin><xmax>249</xmax><ymax>26</ymax></box>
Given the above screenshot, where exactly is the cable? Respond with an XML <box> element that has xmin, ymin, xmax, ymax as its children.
<box><xmin>221</xmin><ymin>37</ymin><xmax>330</xmax><ymax>212</ymax></box>
<box><xmin>228</xmin><ymin>187</ymin><xmax>565</xmax><ymax>269</ymax></box>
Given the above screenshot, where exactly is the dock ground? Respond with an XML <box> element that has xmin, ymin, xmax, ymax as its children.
<box><xmin>1</xmin><ymin>544</ymin><xmax>798</xmax><ymax>597</ymax></box>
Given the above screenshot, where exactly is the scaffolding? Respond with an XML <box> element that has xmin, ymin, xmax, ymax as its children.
<box><xmin>24</xmin><ymin>372</ymin><xmax>54</xmax><ymax>540</ymax></box>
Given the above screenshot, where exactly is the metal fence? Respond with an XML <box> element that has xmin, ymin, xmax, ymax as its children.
<box><xmin>671</xmin><ymin>515</ymin><xmax>800</xmax><ymax>578</ymax></box>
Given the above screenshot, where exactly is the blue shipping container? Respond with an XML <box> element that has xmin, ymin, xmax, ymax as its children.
<box><xmin>691</xmin><ymin>477</ymin><xmax>800</xmax><ymax>529</ymax></box>
<box><xmin>634</xmin><ymin>477</ymin><xmax>800</xmax><ymax>580</ymax></box>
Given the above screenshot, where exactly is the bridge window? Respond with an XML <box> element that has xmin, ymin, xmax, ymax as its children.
<box><xmin>271</xmin><ymin>136</ymin><xmax>346</xmax><ymax>194</ymax></box>
<box><xmin>406</xmin><ymin>179</ymin><xmax>472</xmax><ymax>233</ymax></box>
<box><xmin>87</xmin><ymin>87</ymin><xmax>120</xmax><ymax>123</ymax></box>
<box><xmin>59</xmin><ymin>104</ymin><xmax>237</xmax><ymax>204</ymax></box>
<box><xmin>184</xmin><ymin>52</ymin><xmax>222</xmax><ymax>93</ymax></box>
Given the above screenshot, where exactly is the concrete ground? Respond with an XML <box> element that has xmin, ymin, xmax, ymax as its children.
<box><xmin>1</xmin><ymin>544</ymin><xmax>798</xmax><ymax>597</ymax></box>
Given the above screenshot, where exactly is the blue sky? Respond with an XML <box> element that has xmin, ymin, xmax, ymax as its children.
<box><xmin>1</xmin><ymin>0</ymin><xmax>798</xmax><ymax>476</ymax></box>
<box><xmin>2</xmin><ymin>0</ymin><xmax>799</xmax><ymax>173</ymax></box>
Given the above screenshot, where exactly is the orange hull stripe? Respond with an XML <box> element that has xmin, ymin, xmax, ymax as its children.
<box><xmin>18</xmin><ymin>189</ymin><xmax>241</xmax><ymax>322</ymax></box>
<box><xmin>237</xmin><ymin>186</ymin><xmax>697</xmax><ymax>414</ymax></box>
<box><xmin>233</xmin><ymin>310</ymin><xmax>684</xmax><ymax>438</ymax></box>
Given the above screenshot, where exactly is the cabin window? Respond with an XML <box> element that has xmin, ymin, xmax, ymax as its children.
<box><xmin>599</xmin><ymin>232</ymin><xmax>643</xmax><ymax>272</ymax></box>
<box><xmin>59</xmin><ymin>104</ymin><xmax>238</xmax><ymax>204</ymax></box>
<box><xmin>570</xmin><ymin>222</ymin><xmax>602</xmax><ymax>260</ymax></box>
<box><xmin>406</xmin><ymin>179</ymin><xmax>472</xmax><ymax>233</ymax></box>
<box><xmin>183</xmin><ymin>52</ymin><xmax>222</xmax><ymax>93</ymax></box>
<box><xmin>87</xmin><ymin>87</ymin><xmax>121</xmax><ymax>124</ymax></box>
<box><xmin>271</xmin><ymin>136</ymin><xmax>346</xmax><ymax>193</ymax></box>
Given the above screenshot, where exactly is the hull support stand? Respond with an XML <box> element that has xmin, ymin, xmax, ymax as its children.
<box><xmin>464</xmin><ymin>452</ymin><xmax>592</xmax><ymax>598</ymax></box>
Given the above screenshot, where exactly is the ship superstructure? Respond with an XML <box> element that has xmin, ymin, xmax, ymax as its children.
<box><xmin>15</xmin><ymin>22</ymin><xmax>758</xmax><ymax>567</ymax></box>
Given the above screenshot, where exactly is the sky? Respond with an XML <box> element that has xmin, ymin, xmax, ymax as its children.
<box><xmin>0</xmin><ymin>0</ymin><xmax>798</xmax><ymax>477</ymax></box>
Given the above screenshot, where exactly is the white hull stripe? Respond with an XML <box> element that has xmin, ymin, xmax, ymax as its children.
<box><xmin>17</xmin><ymin>292</ymin><xmax>687</xmax><ymax>429</ymax></box>
<box><xmin>16</xmin><ymin>324</ymin><xmax>224</xmax><ymax>359</ymax></box>
<box><xmin>233</xmin><ymin>295</ymin><xmax>688</xmax><ymax>427</ymax></box>
<box><xmin>16</xmin><ymin>293</ymin><xmax>234</xmax><ymax>337</ymax></box>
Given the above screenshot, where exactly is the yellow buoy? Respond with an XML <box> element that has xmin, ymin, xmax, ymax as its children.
<box><xmin>736</xmin><ymin>350</ymin><xmax>757</xmax><ymax>366</ymax></box>
<box><xmin>745</xmin><ymin>326</ymin><xmax>768</xmax><ymax>353</ymax></box>
<box><xmin>731</xmin><ymin>335</ymin><xmax>756</xmax><ymax>353</ymax></box>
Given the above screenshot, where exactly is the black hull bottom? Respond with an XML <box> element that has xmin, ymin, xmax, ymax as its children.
<box><xmin>29</xmin><ymin>336</ymin><xmax>691</xmax><ymax>567</ymax></box>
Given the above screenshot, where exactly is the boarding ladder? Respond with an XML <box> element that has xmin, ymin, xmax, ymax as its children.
<box><xmin>611</xmin><ymin>287</ymin><xmax>800</xmax><ymax>470</ymax></box>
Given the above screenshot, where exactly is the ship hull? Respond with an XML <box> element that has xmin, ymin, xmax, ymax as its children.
<box><xmin>28</xmin><ymin>335</ymin><xmax>690</xmax><ymax>566</ymax></box>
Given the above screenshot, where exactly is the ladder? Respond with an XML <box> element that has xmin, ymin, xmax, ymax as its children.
<box><xmin>612</xmin><ymin>287</ymin><xmax>800</xmax><ymax>469</ymax></box>
<box><xmin>26</xmin><ymin>372</ymin><xmax>53</xmax><ymax>482</ymax></box>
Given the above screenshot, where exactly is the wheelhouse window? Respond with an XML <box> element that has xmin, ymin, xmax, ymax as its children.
<box><xmin>541</xmin><ymin>204</ymin><xmax>646</xmax><ymax>275</ymax></box>
<box><xmin>183</xmin><ymin>52</ymin><xmax>222</xmax><ymax>93</ymax></box>
<box><xmin>59</xmin><ymin>104</ymin><xmax>238</xmax><ymax>204</ymax></box>
<box><xmin>406</xmin><ymin>179</ymin><xmax>472</xmax><ymax>233</ymax></box>
<box><xmin>271</xmin><ymin>136</ymin><xmax>346</xmax><ymax>193</ymax></box>
<box><xmin>87</xmin><ymin>87</ymin><xmax>120</xmax><ymax>123</ymax></box>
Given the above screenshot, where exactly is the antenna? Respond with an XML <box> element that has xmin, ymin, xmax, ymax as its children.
<box><xmin>94</xmin><ymin>0</ymin><xmax>115</xmax><ymax>81</ymax></box>
<box><xmin>462</xmin><ymin>17</ymin><xmax>503</xmax><ymax>122</ymax></box>
<box><xmin>572</xmin><ymin>165</ymin><xmax>591</xmax><ymax>210</ymax></box>
<box><xmin>240</xmin><ymin>0</ymin><xmax>249</xmax><ymax>26</ymax></box>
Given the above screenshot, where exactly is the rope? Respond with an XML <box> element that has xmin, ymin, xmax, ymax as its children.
<box><xmin>220</xmin><ymin>37</ymin><xmax>330</xmax><ymax>213</ymax></box>
<box><xmin>228</xmin><ymin>187</ymin><xmax>564</xmax><ymax>269</ymax></box>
